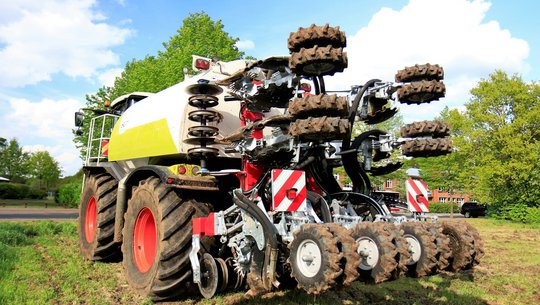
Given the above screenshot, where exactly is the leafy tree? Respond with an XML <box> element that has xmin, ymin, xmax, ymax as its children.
<box><xmin>0</xmin><ymin>137</ymin><xmax>6</xmax><ymax>149</ymax></box>
<box><xmin>414</xmin><ymin>71</ymin><xmax>540</xmax><ymax>212</ymax></box>
<box><xmin>74</xmin><ymin>12</ymin><xmax>245</xmax><ymax>159</ymax></box>
<box><xmin>0</xmin><ymin>138</ymin><xmax>29</xmax><ymax>182</ymax></box>
<box><xmin>27</xmin><ymin>151</ymin><xmax>61</xmax><ymax>190</ymax></box>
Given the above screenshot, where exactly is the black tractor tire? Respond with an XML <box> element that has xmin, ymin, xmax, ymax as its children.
<box><xmin>350</xmin><ymin>222</ymin><xmax>398</xmax><ymax>284</ymax></box>
<box><xmin>288</xmin><ymin>94</ymin><xmax>349</xmax><ymax>119</ymax></box>
<box><xmin>78</xmin><ymin>173</ymin><xmax>121</xmax><ymax>261</ymax></box>
<box><xmin>397</xmin><ymin>80</ymin><xmax>446</xmax><ymax>104</ymax></box>
<box><xmin>395</xmin><ymin>64</ymin><xmax>444</xmax><ymax>82</ymax></box>
<box><xmin>400</xmin><ymin>222</ymin><xmax>438</xmax><ymax>277</ymax></box>
<box><xmin>289</xmin><ymin>46</ymin><xmax>347</xmax><ymax>76</ymax></box>
<box><xmin>424</xmin><ymin>222</ymin><xmax>451</xmax><ymax>273</ymax></box>
<box><xmin>440</xmin><ymin>221</ymin><xmax>475</xmax><ymax>272</ymax></box>
<box><xmin>462</xmin><ymin>222</ymin><xmax>485</xmax><ymax>269</ymax></box>
<box><xmin>400</xmin><ymin>120</ymin><xmax>450</xmax><ymax>138</ymax></box>
<box><xmin>289</xmin><ymin>116</ymin><xmax>349</xmax><ymax>141</ymax></box>
<box><xmin>121</xmin><ymin>177</ymin><xmax>214</xmax><ymax>301</ymax></box>
<box><xmin>288</xmin><ymin>24</ymin><xmax>346</xmax><ymax>52</ymax></box>
<box><xmin>382</xmin><ymin>222</ymin><xmax>410</xmax><ymax>280</ymax></box>
<box><xmin>324</xmin><ymin>223</ymin><xmax>360</xmax><ymax>286</ymax></box>
<box><xmin>288</xmin><ymin>224</ymin><xmax>343</xmax><ymax>294</ymax></box>
<box><xmin>401</xmin><ymin>138</ymin><xmax>453</xmax><ymax>157</ymax></box>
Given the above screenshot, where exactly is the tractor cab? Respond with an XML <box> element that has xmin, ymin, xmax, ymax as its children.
<box><xmin>110</xmin><ymin>92</ymin><xmax>154</xmax><ymax>114</ymax></box>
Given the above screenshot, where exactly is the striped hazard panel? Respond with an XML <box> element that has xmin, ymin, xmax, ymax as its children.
<box><xmin>406</xmin><ymin>179</ymin><xmax>430</xmax><ymax>212</ymax></box>
<box><xmin>271</xmin><ymin>169</ymin><xmax>307</xmax><ymax>212</ymax></box>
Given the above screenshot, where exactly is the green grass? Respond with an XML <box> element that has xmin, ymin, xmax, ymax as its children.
<box><xmin>0</xmin><ymin>219</ymin><xmax>538</xmax><ymax>304</ymax></box>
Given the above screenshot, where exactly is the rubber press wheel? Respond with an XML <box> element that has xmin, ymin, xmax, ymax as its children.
<box><xmin>288</xmin><ymin>224</ymin><xmax>343</xmax><ymax>294</ymax></box>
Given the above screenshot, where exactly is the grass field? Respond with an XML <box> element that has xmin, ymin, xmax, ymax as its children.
<box><xmin>0</xmin><ymin>219</ymin><xmax>538</xmax><ymax>305</ymax></box>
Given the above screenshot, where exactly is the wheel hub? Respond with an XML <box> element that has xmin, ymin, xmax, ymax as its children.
<box><xmin>84</xmin><ymin>196</ymin><xmax>97</xmax><ymax>243</ymax></box>
<box><xmin>404</xmin><ymin>234</ymin><xmax>422</xmax><ymax>265</ymax></box>
<box><xmin>296</xmin><ymin>239</ymin><xmax>322</xmax><ymax>278</ymax></box>
<box><xmin>357</xmin><ymin>236</ymin><xmax>379</xmax><ymax>270</ymax></box>
<box><xmin>133</xmin><ymin>207</ymin><xmax>157</xmax><ymax>273</ymax></box>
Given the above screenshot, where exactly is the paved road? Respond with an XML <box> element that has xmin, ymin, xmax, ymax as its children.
<box><xmin>0</xmin><ymin>208</ymin><xmax>78</xmax><ymax>220</ymax></box>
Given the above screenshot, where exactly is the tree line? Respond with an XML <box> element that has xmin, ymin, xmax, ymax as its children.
<box><xmin>0</xmin><ymin>137</ymin><xmax>61</xmax><ymax>190</ymax></box>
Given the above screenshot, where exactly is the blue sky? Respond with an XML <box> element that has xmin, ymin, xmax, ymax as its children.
<box><xmin>0</xmin><ymin>0</ymin><xmax>538</xmax><ymax>176</ymax></box>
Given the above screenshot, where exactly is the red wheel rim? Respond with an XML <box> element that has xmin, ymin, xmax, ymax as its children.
<box><xmin>133</xmin><ymin>207</ymin><xmax>157</xmax><ymax>273</ymax></box>
<box><xmin>84</xmin><ymin>196</ymin><xmax>97</xmax><ymax>243</ymax></box>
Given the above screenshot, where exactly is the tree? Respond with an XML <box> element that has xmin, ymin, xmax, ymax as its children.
<box><xmin>414</xmin><ymin>71</ymin><xmax>540</xmax><ymax>211</ymax></box>
<box><xmin>0</xmin><ymin>138</ymin><xmax>29</xmax><ymax>182</ymax></box>
<box><xmin>27</xmin><ymin>151</ymin><xmax>61</xmax><ymax>190</ymax></box>
<box><xmin>74</xmin><ymin>12</ymin><xmax>245</xmax><ymax>159</ymax></box>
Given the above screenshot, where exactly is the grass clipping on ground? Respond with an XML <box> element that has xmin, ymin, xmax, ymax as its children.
<box><xmin>0</xmin><ymin>219</ymin><xmax>539</xmax><ymax>305</ymax></box>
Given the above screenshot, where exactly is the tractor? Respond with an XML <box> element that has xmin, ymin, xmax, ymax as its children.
<box><xmin>74</xmin><ymin>24</ymin><xmax>483</xmax><ymax>300</ymax></box>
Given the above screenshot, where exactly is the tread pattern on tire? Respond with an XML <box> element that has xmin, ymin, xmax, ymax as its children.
<box><xmin>288</xmin><ymin>224</ymin><xmax>343</xmax><ymax>294</ymax></box>
<box><xmin>78</xmin><ymin>173</ymin><xmax>120</xmax><ymax>261</ymax></box>
<box><xmin>349</xmin><ymin>222</ymin><xmax>398</xmax><ymax>284</ymax></box>
<box><xmin>289</xmin><ymin>46</ymin><xmax>348</xmax><ymax>76</ymax></box>
<box><xmin>395</xmin><ymin>64</ymin><xmax>444</xmax><ymax>82</ymax></box>
<box><xmin>440</xmin><ymin>221</ymin><xmax>475</xmax><ymax>272</ymax></box>
<box><xmin>288</xmin><ymin>24</ymin><xmax>346</xmax><ymax>52</ymax></box>
<box><xmin>288</xmin><ymin>94</ymin><xmax>349</xmax><ymax>119</ymax></box>
<box><xmin>461</xmin><ymin>222</ymin><xmax>485</xmax><ymax>269</ymax></box>
<box><xmin>400</xmin><ymin>120</ymin><xmax>450</xmax><ymax>138</ymax></box>
<box><xmin>401</xmin><ymin>138</ymin><xmax>453</xmax><ymax>157</ymax></box>
<box><xmin>425</xmin><ymin>222</ymin><xmax>451</xmax><ymax>273</ymax></box>
<box><xmin>122</xmin><ymin>177</ymin><xmax>214</xmax><ymax>300</ymax></box>
<box><xmin>399</xmin><ymin>222</ymin><xmax>438</xmax><ymax>277</ymax></box>
<box><xmin>382</xmin><ymin>222</ymin><xmax>410</xmax><ymax>280</ymax></box>
<box><xmin>324</xmin><ymin>223</ymin><xmax>360</xmax><ymax>286</ymax></box>
<box><xmin>289</xmin><ymin>116</ymin><xmax>349</xmax><ymax>141</ymax></box>
<box><xmin>397</xmin><ymin>80</ymin><xmax>446</xmax><ymax>104</ymax></box>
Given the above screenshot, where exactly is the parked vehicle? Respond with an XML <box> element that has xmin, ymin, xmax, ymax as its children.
<box><xmin>460</xmin><ymin>202</ymin><xmax>487</xmax><ymax>218</ymax></box>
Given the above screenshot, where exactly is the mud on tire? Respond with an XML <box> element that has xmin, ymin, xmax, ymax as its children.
<box><xmin>424</xmin><ymin>222</ymin><xmax>451</xmax><ymax>273</ymax></box>
<box><xmin>78</xmin><ymin>173</ymin><xmax>120</xmax><ymax>261</ymax></box>
<box><xmin>324</xmin><ymin>223</ymin><xmax>360</xmax><ymax>286</ymax></box>
<box><xmin>395</xmin><ymin>64</ymin><xmax>444</xmax><ymax>83</ymax></box>
<box><xmin>350</xmin><ymin>222</ymin><xmax>398</xmax><ymax>284</ymax></box>
<box><xmin>289</xmin><ymin>46</ymin><xmax>347</xmax><ymax>76</ymax></box>
<box><xmin>289</xmin><ymin>116</ymin><xmax>349</xmax><ymax>141</ymax></box>
<box><xmin>288</xmin><ymin>94</ymin><xmax>349</xmax><ymax>119</ymax></box>
<box><xmin>440</xmin><ymin>221</ymin><xmax>475</xmax><ymax>272</ymax></box>
<box><xmin>400</xmin><ymin>120</ymin><xmax>450</xmax><ymax>138</ymax></box>
<box><xmin>462</xmin><ymin>222</ymin><xmax>485</xmax><ymax>269</ymax></box>
<box><xmin>400</xmin><ymin>222</ymin><xmax>438</xmax><ymax>277</ymax></box>
<box><xmin>121</xmin><ymin>177</ymin><xmax>214</xmax><ymax>300</ymax></box>
<box><xmin>288</xmin><ymin>24</ymin><xmax>346</xmax><ymax>52</ymax></box>
<box><xmin>288</xmin><ymin>224</ymin><xmax>343</xmax><ymax>294</ymax></box>
<box><xmin>401</xmin><ymin>138</ymin><xmax>453</xmax><ymax>157</ymax></box>
<box><xmin>397</xmin><ymin>80</ymin><xmax>446</xmax><ymax>104</ymax></box>
<box><xmin>382</xmin><ymin>222</ymin><xmax>410</xmax><ymax>280</ymax></box>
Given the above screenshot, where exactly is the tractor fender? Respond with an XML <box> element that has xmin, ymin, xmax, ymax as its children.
<box><xmin>113</xmin><ymin>165</ymin><xmax>218</xmax><ymax>243</ymax></box>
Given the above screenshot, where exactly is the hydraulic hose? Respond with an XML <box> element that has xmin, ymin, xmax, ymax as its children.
<box><xmin>344</xmin><ymin>79</ymin><xmax>381</xmax><ymax>149</ymax></box>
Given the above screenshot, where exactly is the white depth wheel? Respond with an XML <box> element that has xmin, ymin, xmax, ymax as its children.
<box><xmin>296</xmin><ymin>239</ymin><xmax>323</xmax><ymax>278</ymax></box>
<box><xmin>404</xmin><ymin>234</ymin><xmax>422</xmax><ymax>265</ymax></box>
<box><xmin>357</xmin><ymin>236</ymin><xmax>380</xmax><ymax>271</ymax></box>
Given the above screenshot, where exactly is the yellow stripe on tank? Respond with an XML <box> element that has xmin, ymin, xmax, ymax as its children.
<box><xmin>108</xmin><ymin>118</ymin><xmax>178</xmax><ymax>161</ymax></box>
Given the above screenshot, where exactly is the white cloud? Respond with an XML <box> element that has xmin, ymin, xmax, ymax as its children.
<box><xmin>1</xmin><ymin>97</ymin><xmax>84</xmax><ymax>176</ymax></box>
<box><xmin>236</xmin><ymin>39</ymin><xmax>255</xmax><ymax>50</ymax></box>
<box><xmin>0</xmin><ymin>0</ymin><xmax>132</xmax><ymax>87</ymax></box>
<box><xmin>326</xmin><ymin>0</ymin><xmax>529</xmax><ymax>122</ymax></box>
<box><xmin>97</xmin><ymin>68</ymin><xmax>123</xmax><ymax>87</ymax></box>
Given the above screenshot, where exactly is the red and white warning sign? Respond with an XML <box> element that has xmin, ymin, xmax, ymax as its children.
<box><xmin>271</xmin><ymin>169</ymin><xmax>307</xmax><ymax>212</ymax></box>
<box><xmin>406</xmin><ymin>179</ymin><xmax>430</xmax><ymax>212</ymax></box>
